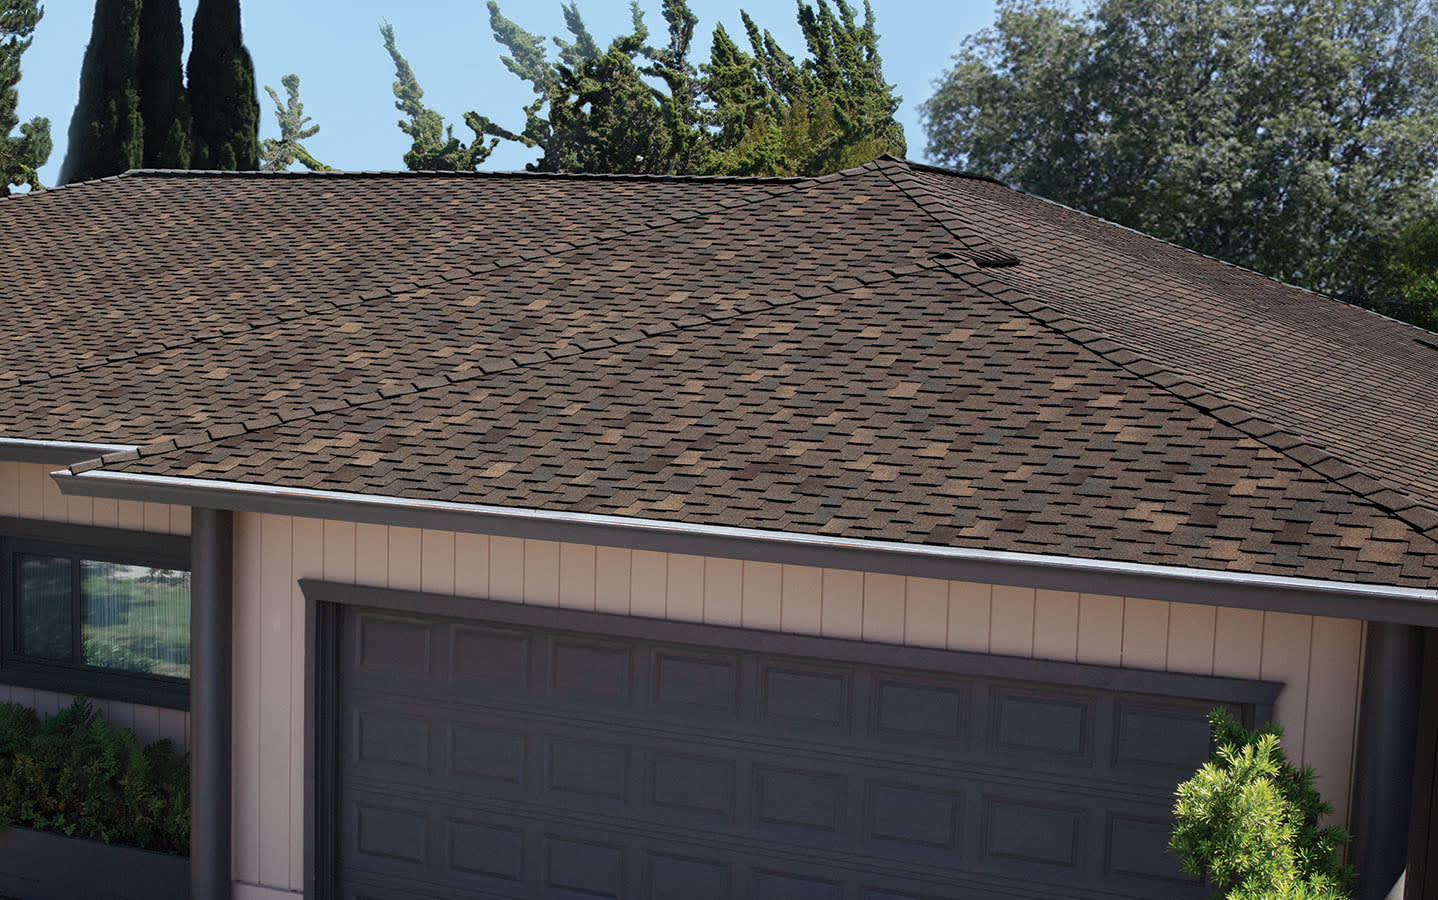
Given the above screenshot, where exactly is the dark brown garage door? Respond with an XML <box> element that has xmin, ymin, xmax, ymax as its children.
<box><xmin>324</xmin><ymin>598</ymin><xmax>1274</xmax><ymax>900</ymax></box>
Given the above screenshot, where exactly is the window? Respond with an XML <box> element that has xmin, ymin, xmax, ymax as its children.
<box><xmin>0</xmin><ymin>523</ymin><xmax>190</xmax><ymax>708</ymax></box>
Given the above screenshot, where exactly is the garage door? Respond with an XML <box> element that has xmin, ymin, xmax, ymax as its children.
<box><xmin>325</xmin><ymin>599</ymin><xmax>1272</xmax><ymax>900</ymax></box>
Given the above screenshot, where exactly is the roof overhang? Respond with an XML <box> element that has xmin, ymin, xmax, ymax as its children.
<box><xmin>53</xmin><ymin>467</ymin><xmax>1438</xmax><ymax>627</ymax></box>
<box><xmin>0</xmin><ymin>438</ymin><xmax>142</xmax><ymax>465</ymax></box>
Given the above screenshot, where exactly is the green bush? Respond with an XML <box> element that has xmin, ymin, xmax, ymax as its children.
<box><xmin>0</xmin><ymin>698</ymin><xmax>188</xmax><ymax>855</ymax></box>
<box><xmin>1170</xmin><ymin>709</ymin><xmax>1353</xmax><ymax>900</ymax></box>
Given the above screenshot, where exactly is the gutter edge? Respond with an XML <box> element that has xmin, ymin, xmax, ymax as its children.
<box><xmin>52</xmin><ymin>468</ymin><xmax>1438</xmax><ymax>626</ymax></box>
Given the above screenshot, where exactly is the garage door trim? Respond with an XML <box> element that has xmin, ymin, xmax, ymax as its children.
<box><xmin>298</xmin><ymin>577</ymin><xmax>1281</xmax><ymax>899</ymax></box>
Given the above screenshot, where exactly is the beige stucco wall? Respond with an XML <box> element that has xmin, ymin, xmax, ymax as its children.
<box><xmin>0</xmin><ymin>462</ymin><xmax>191</xmax><ymax>750</ymax></box>
<box><xmin>231</xmin><ymin>512</ymin><xmax>1367</xmax><ymax>898</ymax></box>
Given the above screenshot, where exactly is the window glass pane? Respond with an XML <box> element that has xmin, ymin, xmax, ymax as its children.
<box><xmin>17</xmin><ymin>554</ymin><xmax>74</xmax><ymax>660</ymax></box>
<box><xmin>81</xmin><ymin>561</ymin><xmax>190</xmax><ymax>679</ymax></box>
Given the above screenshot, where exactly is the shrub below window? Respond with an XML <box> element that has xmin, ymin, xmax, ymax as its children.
<box><xmin>0</xmin><ymin>698</ymin><xmax>188</xmax><ymax>855</ymax></box>
<box><xmin>1170</xmin><ymin>709</ymin><xmax>1352</xmax><ymax>900</ymax></box>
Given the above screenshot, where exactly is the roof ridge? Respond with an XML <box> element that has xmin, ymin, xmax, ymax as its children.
<box><xmin>874</xmin><ymin>154</ymin><xmax>1010</xmax><ymax>187</ymax></box>
<box><xmin>936</xmin><ymin>259</ymin><xmax>1438</xmax><ymax>544</ymax></box>
<box><xmin>6</xmin><ymin>156</ymin><xmax>892</xmax><ymax>200</ymax></box>
<box><xmin>70</xmin><ymin>256</ymin><xmax>953</xmax><ymax>477</ymax></box>
<box><xmin>118</xmin><ymin>167</ymin><xmax>817</xmax><ymax>184</ymax></box>
<box><xmin>0</xmin><ymin>166</ymin><xmax>880</xmax><ymax>392</ymax></box>
<box><xmin>0</xmin><ymin>170</ymin><xmax>132</xmax><ymax>200</ymax></box>
<box><xmin>873</xmin><ymin>161</ymin><xmax>1023</xmax><ymax>269</ymax></box>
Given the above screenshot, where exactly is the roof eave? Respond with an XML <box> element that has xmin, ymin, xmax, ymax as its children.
<box><xmin>52</xmin><ymin>467</ymin><xmax>1438</xmax><ymax>626</ymax></box>
<box><xmin>0</xmin><ymin>438</ymin><xmax>141</xmax><ymax>465</ymax></box>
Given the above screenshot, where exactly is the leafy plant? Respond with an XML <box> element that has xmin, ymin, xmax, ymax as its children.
<box><xmin>1170</xmin><ymin>709</ymin><xmax>1352</xmax><ymax>900</ymax></box>
<box><xmin>922</xmin><ymin>0</ymin><xmax>1438</xmax><ymax>328</ymax></box>
<box><xmin>0</xmin><ymin>698</ymin><xmax>188</xmax><ymax>855</ymax></box>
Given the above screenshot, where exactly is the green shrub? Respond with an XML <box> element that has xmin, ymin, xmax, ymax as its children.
<box><xmin>0</xmin><ymin>698</ymin><xmax>188</xmax><ymax>855</ymax></box>
<box><xmin>1170</xmin><ymin>709</ymin><xmax>1352</xmax><ymax>900</ymax></box>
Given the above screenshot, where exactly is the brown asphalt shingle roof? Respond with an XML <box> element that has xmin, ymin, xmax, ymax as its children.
<box><xmin>3</xmin><ymin>157</ymin><xmax>1436</xmax><ymax>587</ymax></box>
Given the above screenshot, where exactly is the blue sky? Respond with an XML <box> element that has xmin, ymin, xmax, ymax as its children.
<box><xmin>15</xmin><ymin>0</ymin><xmax>994</xmax><ymax>183</ymax></box>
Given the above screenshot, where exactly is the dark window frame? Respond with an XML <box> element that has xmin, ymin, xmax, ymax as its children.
<box><xmin>0</xmin><ymin>517</ymin><xmax>190</xmax><ymax>709</ymax></box>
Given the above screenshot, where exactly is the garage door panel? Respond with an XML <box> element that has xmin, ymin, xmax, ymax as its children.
<box><xmin>758</xmin><ymin>661</ymin><xmax>855</xmax><ymax>732</ymax></box>
<box><xmin>450</xmin><ymin>720</ymin><xmax>529</xmax><ymax>788</ymax></box>
<box><xmin>546</xmin><ymin>635</ymin><xmax>637</xmax><ymax>708</ymax></box>
<box><xmin>651</xmin><ymin>649</ymin><xmax>743</xmax><ymax>720</ymax></box>
<box><xmin>1102</xmin><ymin>811</ymin><xmax>1199</xmax><ymax>887</ymax></box>
<box><xmin>649</xmin><ymin>749</ymin><xmax>738</xmax><ymax>819</ymax></box>
<box><xmin>1111</xmin><ymin>695</ymin><xmax>1233</xmax><ymax>779</ymax></box>
<box><xmin>978</xmin><ymin>792</ymin><xmax>1087</xmax><ymax>869</ymax></box>
<box><xmin>987</xmin><ymin>686</ymin><xmax>1095</xmax><ymax>764</ymax></box>
<box><xmin>354</xmin><ymin>707</ymin><xmax>432</xmax><ymax>774</ymax></box>
<box><xmin>751</xmin><ymin>869</ymin><xmax>844</xmax><ymax>900</ymax></box>
<box><xmin>870</xmin><ymin>675</ymin><xmax>972</xmax><ymax>745</ymax></box>
<box><xmin>545</xmin><ymin>735</ymin><xmax>633</xmax><ymax>806</ymax></box>
<box><xmin>449</xmin><ymin>624</ymin><xmax>532</xmax><ymax>693</ymax></box>
<box><xmin>864</xmin><ymin>780</ymin><xmax>964</xmax><ymax>853</ymax></box>
<box><xmin>645</xmin><ymin>849</ymin><xmax>733</xmax><ymax>900</ymax></box>
<box><xmin>354</xmin><ymin>613</ymin><xmax>434</xmax><ymax>676</ymax></box>
<box><xmin>334</xmin><ymin>606</ymin><xmax>1238</xmax><ymax>899</ymax></box>
<box><xmin>447</xmin><ymin>818</ymin><xmax>527</xmax><ymax>883</ymax></box>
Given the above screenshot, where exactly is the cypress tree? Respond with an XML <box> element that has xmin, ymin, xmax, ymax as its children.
<box><xmin>59</xmin><ymin>0</ymin><xmax>143</xmax><ymax>184</ymax></box>
<box><xmin>137</xmin><ymin>0</ymin><xmax>188</xmax><ymax>168</ymax></box>
<box><xmin>1</xmin><ymin>0</ymin><xmax>52</xmax><ymax>193</ymax></box>
<box><xmin>186</xmin><ymin>0</ymin><xmax>257</xmax><ymax>170</ymax></box>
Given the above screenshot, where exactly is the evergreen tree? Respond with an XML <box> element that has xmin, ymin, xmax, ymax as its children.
<box><xmin>59</xmin><ymin>0</ymin><xmax>143</xmax><ymax>184</ymax></box>
<box><xmin>0</xmin><ymin>0</ymin><xmax>50</xmax><ymax>193</ymax></box>
<box><xmin>186</xmin><ymin>0</ymin><xmax>258</xmax><ymax>170</ymax></box>
<box><xmin>137</xmin><ymin>0</ymin><xmax>187</xmax><ymax>168</ymax></box>
<box><xmin>260</xmin><ymin>74</ymin><xmax>330</xmax><ymax>172</ymax></box>
<box><xmin>380</xmin><ymin>22</ymin><xmax>501</xmax><ymax>171</ymax></box>
<box><xmin>704</xmin><ymin>1</ymin><xmax>905</xmax><ymax>175</ymax></box>
<box><xmin>383</xmin><ymin>0</ymin><xmax>906</xmax><ymax>176</ymax></box>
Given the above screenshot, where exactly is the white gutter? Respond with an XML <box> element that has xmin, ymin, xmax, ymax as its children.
<box><xmin>52</xmin><ymin>467</ymin><xmax>1438</xmax><ymax>625</ymax></box>
<box><xmin>0</xmin><ymin>438</ymin><xmax>141</xmax><ymax>464</ymax></box>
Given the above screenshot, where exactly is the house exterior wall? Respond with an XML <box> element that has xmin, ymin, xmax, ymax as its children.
<box><xmin>231</xmin><ymin>512</ymin><xmax>1367</xmax><ymax>898</ymax></box>
<box><xmin>0</xmin><ymin>462</ymin><xmax>191</xmax><ymax>750</ymax></box>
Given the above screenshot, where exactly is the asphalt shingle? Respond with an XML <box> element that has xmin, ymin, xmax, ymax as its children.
<box><xmin>1</xmin><ymin>157</ymin><xmax>1433</xmax><ymax>587</ymax></box>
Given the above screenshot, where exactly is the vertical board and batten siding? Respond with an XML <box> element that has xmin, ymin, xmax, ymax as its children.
<box><xmin>0</xmin><ymin>462</ymin><xmax>191</xmax><ymax>750</ymax></box>
<box><xmin>232</xmin><ymin>512</ymin><xmax>1367</xmax><ymax>898</ymax></box>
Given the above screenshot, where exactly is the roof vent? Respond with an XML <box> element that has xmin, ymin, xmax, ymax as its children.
<box><xmin>1416</xmin><ymin>335</ymin><xmax>1438</xmax><ymax>352</ymax></box>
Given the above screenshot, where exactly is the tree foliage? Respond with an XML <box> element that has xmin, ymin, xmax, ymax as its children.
<box><xmin>1170</xmin><ymin>709</ymin><xmax>1353</xmax><ymax>900</ymax></box>
<box><xmin>1384</xmin><ymin>216</ymin><xmax>1438</xmax><ymax>333</ymax></box>
<box><xmin>187</xmin><ymin>0</ymin><xmax>258</xmax><ymax>170</ymax></box>
<box><xmin>260</xmin><ymin>74</ymin><xmax>330</xmax><ymax>172</ymax></box>
<box><xmin>60</xmin><ymin>0</ymin><xmax>144</xmax><ymax>184</ymax></box>
<box><xmin>60</xmin><ymin>0</ymin><xmax>196</xmax><ymax>182</ymax></box>
<box><xmin>136</xmin><ymin>0</ymin><xmax>188</xmax><ymax>168</ymax></box>
<box><xmin>0</xmin><ymin>0</ymin><xmax>49</xmax><ymax>193</ymax></box>
<box><xmin>381</xmin><ymin>0</ymin><xmax>905</xmax><ymax>176</ymax></box>
<box><xmin>921</xmin><ymin>0</ymin><xmax>1438</xmax><ymax>325</ymax></box>
<box><xmin>381</xmin><ymin>21</ymin><xmax>502</xmax><ymax>171</ymax></box>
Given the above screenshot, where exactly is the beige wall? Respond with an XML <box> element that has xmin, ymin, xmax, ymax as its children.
<box><xmin>0</xmin><ymin>462</ymin><xmax>191</xmax><ymax>751</ymax></box>
<box><xmin>232</xmin><ymin>512</ymin><xmax>1367</xmax><ymax>897</ymax></box>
